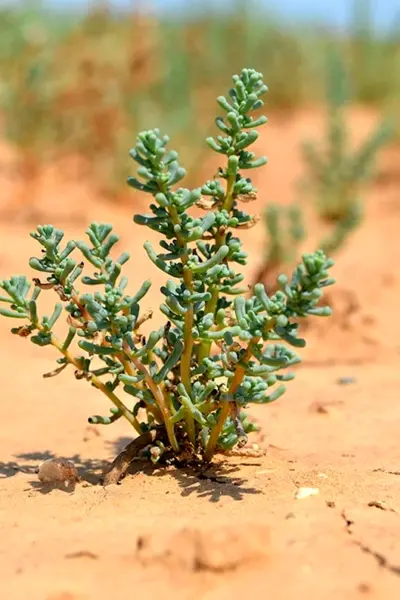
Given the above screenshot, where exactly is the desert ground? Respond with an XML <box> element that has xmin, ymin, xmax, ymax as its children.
<box><xmin>1</xmin><ymin>108</ymin><xmax>400</xmax><ymax>599</ymax></box>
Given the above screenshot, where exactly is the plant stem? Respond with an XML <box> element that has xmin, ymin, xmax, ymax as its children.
<box><xmin>204</xmin><ymin>339</ymin><xmax>256</xmax><ymax>461</ymax></box>
<box><xmin>180</xmin><ymin>296</ymin><xmax>196</xmax><ymax>444</ymax></box>
<box><xmin>118</xmin><ymin>353</ymin><xmax>163</xmax><ymax>422</ymax></box>
<box><xmin>181</xmin><ymin>269</ymin><xmax>194</xmax><ymax>392</ymax></box>
<box><xmin>198</xmin><ymin>159</ymin><xmax>237</xmax><ymax>362</ymax></box>
<box><xmin>49</xmin><ymin>333</ymin><xmax>142</xmax><ymax>434</ymax></box>
<box><xmin>91</xmin><ymin>377</ymin><xmax>142</xmax><ymax>434</ymax></box>
<box><xmin>103</xmin><ymin>428</ymin><xmax>161</xmax><ymax>486</ymax></box>
<box><xmin>222</xmin><ymin>170</ymin><xmax>236</xmax><ymax>212</ymax></box>
<box><xmin>198</xmin><ymin>286</ymin><xmax>219</xmax><ymax>362</ymax></box>
<box><xmin>126</xmin><ymin>348</ymin><xmax>180</xmax><ymax>452</ymax></box>
<box><xmin>160</xmin><ymin>382</ymin><xmax>176</xmax><ymax>415</ymax></box>
<box><xmin>202</xmin><ymin>158</ymin><xmax>240</xmax><ymax>457</ymax></box>
<box><xmin>167</xmin><ymin>204</ymin><xmax>196</xmax><ymax>445</ymax></box>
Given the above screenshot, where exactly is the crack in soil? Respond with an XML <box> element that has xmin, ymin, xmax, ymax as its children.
<box><xmin>341</xmin><ymin>510</ymin><xmax>400</xmax><ymax>578</ymax></box>
<box><xmin>355</xmin><ymin>543</ymin><xmax>400</xmax><ymax>576</ymax></box>
<box><xmin>341</xmin><ymin>510</ymin><xmax>354</xmax><ymax>532</ymax></box>
<box><xmin>373</xmin><ymin>468</ymin><xmax>400</xmax><ymax>476</ymax></box>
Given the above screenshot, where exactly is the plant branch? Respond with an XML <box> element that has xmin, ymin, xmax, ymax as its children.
<box><xmin>222</xmin><ymin>169</ymin><xmax>236</xmax><ymax>213</ymax></box>
<box><xmin>125</xmin><ymin>344</ymin><xmax>180</xmax><ymax>452</ymax></box>
<box><xmin>198</xmin><ymin>286</ymin><xmax>219</xmax><ymax>362</ymax></box>
<box><xmin>167</xmin><ymin>204</ymin><xmax>196</xmax><ymax>445</ymax></box>
<box><xmin>48</xmin><ymin>332</ymin><xmax>142</xmax><ymax>433</ymax></box>
<box><xmin>204</xmin><ymin>338</ymin><xmax>258</xmax><ymax>461</ymax></box>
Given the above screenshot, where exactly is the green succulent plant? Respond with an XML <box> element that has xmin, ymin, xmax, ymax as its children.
<box><xmin>302</xmin><ymin>47</ymin><xmax>393</xmax><ymax>237</ymax></box>
<box><xmin>0</xmin><ymin>69</ymin><xmax>335</xmax><ymax>484</ymax></box>
<box><xmin>253</xmin><ymin>47</ymin><xmax>393</xmax><ymax>295</ymax></box>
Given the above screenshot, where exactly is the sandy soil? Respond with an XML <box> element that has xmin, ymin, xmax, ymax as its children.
<box><xmin>1</xmin><ymin>107</ymin><xmax>400</xmax><ymax>599</ymax></box>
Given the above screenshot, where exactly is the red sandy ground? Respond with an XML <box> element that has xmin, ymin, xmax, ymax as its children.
<box><xmin>1</xmin><ymin>108</ymin><xmax>400</xmax><ymax>599</ymax></box>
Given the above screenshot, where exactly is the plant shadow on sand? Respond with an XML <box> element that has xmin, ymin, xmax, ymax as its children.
<box><xmin>109</xmin><ymin>437</ymin><xmax>263</xmax><ymax>503</ymax></box>
<box><xmin>1</xmin><ymin>439</ymin><xmax>263</xmax><ymax>501</ymax></box>
<box><xmin>153</xmin><ymin>463</ymin><xmax>263</xmax><ymax>503</ymax></box>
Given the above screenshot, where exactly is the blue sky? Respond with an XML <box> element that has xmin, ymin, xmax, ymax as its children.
<box><xmin>3</xmin><ymin>0</ymin><xmax>400</xmax><ymax>31</ymax></box>
<box><xmin>158</xmin><ymin>0</ymin><xmax>399</xmax><ymax>30</ymax></box>
<box><xmin>149</xmin><ymin>0</ymin><xmax>399</xmax><ymax>28</ymax></box>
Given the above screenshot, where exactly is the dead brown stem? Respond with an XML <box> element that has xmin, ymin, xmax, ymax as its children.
<box><xmin>102</xmin><ymin>429</ymin><xmax>161</xmax><ymax>486</ymax></box>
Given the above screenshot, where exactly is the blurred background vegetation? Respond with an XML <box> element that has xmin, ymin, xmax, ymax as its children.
<box><xmin>0</xmin><ymin>0</ymin><xmax>399</xmax><ymax>209</ymax></box>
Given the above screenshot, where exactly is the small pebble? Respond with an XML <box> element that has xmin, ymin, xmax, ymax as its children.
<box><xmin>285</xmin><ymin>512</ymin><xmax>296</xmax><ymax>519</ymax></box>
<box><xmin>358</xmin><ymin>582</ymin><xmax>372</xmax><ymax>594</ymax></box>
<box><xmin>336</xmin><ymin>376</ymin><xmax>356</xmax><ymax>385</ymax></box>
<box><xmin>295</xmin><ymin>487</ymin><xmax>320</xmax><ymax>500</ymax></box>
<box><xmin>37</xmin><ymin>458</ymin><xmax>80</xmax><ymax>486</ymax></box>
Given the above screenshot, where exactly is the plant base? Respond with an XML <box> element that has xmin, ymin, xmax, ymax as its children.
<box><xmin>102</xmin><ymin>429</ymin><xmax>161</xmax><ymax>486</ymax></box>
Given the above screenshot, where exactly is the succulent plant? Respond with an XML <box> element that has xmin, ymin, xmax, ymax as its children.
<box><xmin>0</xmin><ymin>69</ymin><xmax>335</xmax><ymax>484</ymax></box>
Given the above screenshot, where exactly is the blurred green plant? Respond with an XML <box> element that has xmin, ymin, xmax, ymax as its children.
<box><xmin>349</xmin><ymin>0</ymin><xmax>400</xmax><ymax>106</ymax></box>
<box><xmin>0</xmin><ymin>69</ymin><xmax>334</xmax><ymax>485</ymax></box>
<box><xmin>301</xmin><ymin>48</ymin><xmax>393</xmax><ymax>246</ymax></box>
<box><xmin>252</xmin><ymin>47</ymin><xmax>393</xmax><ymax>290</ymax></box>
<box><xmin>0</xmin><ymin>1</ymin><xmax>399</xmax><ymax>213</ymax></box>
<box><xmin>253</xmin><ymin>204</ymin><xmax>305</xmax><ymax>290</ymax></box>
<box><xmin>0</xmin><ymin>25</ymin><xmax>57</xmax><ymax>218</ymax></box>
